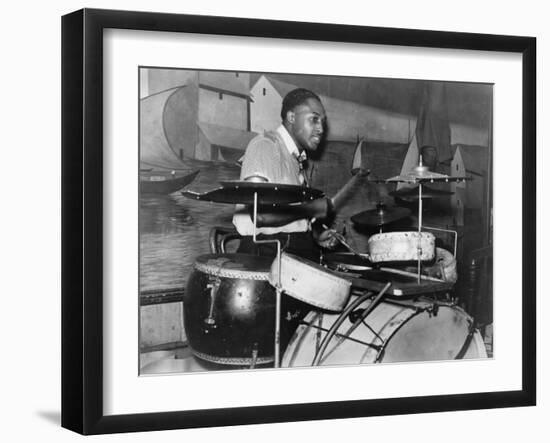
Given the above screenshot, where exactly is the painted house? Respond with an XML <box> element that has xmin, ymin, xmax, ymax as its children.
<box><xmin>250</xmin><ymin>75</ymin><xmax>414</xmax><ymax>143</ymax></box>
<box><xmin>195</xmin><ymin>122</ymin><xmax>258</xmax><ymax>163</ymax></box>
<box><xmin>140</xmin><ymin>68</ymin><xmax>257</xmax><ymax>164</ymax></box>
<box><xmin>450</xmin><ymin>144</ymin><xmax>489</xmax><ymax>226</ymax></box>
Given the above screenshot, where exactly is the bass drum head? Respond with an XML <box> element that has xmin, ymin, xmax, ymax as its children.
<box><xmin>282</xmin><ymin>298</ymin><xmax>487</xmax><ymax>367</ymax></box>
<box><xmin>377</xmin><ymin>305</ymin><xmax>470</xmax><ymax>362</ymax></box>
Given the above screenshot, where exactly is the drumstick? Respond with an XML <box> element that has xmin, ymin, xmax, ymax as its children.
<box><xmin>330</xmin><ymin>169</ymin><xmax>369</xmax><ymax>210</ymax></box>
<box><xmin>321</xmin><ymin>224</ymin><xmax>369</xmax><ymax>260</ymax></box>
<box><xmin>378</xmin><ymin>266</ymin><xmax>444</xmax><ymax>283</ymax></box>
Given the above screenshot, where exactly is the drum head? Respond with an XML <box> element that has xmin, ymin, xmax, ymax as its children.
<box><xmin>379</xmin><ymin>305</ymin><xmax>470</xmax><ymax>362</ymax></box>
<box><xmin>368</xmin><ymin>231</ymin><xmax>436</xmax><ymax>263</ymax></box>
<box><xmin>194</xmin><ymin>253</ymin><xmax>273</xmax><ymax>279</ymax></box>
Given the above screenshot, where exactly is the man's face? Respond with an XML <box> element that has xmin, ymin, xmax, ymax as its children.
<box><xmin>286</xmin><ymin>98</ymin><xmax>326</xmax><ymax>153</ymax></box>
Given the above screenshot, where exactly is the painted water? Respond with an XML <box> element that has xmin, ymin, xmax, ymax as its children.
<box><xmin>139</xmin><ymin>160</ymin><xmax>240</xmax><ymax>292</ymax></box>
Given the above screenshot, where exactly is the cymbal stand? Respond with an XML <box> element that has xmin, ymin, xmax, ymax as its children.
<box><xmin>423</xmin><ymin>226</ymin><xmax>458</xmax><ymax>258</ymax></box>
<box><xmin>252</xmin><ymin>192</ymin><xmax>282</xmax><ymax>368</ymax></box>
<box><xmin>416</xmin><ymin>159</ymin><xmax>424</xmax><ymax>284</ymax></box>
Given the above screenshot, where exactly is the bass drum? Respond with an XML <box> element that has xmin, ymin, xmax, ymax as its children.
<box><xmin>184</xmin><ymin>253</ymin><xmax>277</xmax><ymax>366</ymax></box>
<box><xmin>282</xmin><ymin>296</ymin><xmax>487</xmax><ymax>367</ymax></box>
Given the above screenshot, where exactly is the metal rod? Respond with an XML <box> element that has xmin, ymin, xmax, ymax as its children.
<box><xmin>417</xmin><ymin>181</ymin><xmax>423</xmax><ymax>284</ymax></box>
<box><xmin>252</xmin><ymin>191</ymin><xmax>282</xmax><ymax>368</ymax></box>
<box><xmin>379</xmin><ymin>266</ymin><xmax>444</xmax><ymax>282</ymax></box>
<box><xmin>313</xmin><ymin>283</ymin><xmax>391</xmax><ymax>366</ymax></box>
<box><xmin>302</xmin><ymin>321</ymin><xmax>381</xmax><ymax>349</ymax></box>
<box><xmin>423</xmin><ymin>225</ymin><xmax>458</xmax><ymax>258</ymax></box>
<box><xmin>320</xmin><ymin>283</ymin><xmax>391</xmax><ymax>364</ymax></box>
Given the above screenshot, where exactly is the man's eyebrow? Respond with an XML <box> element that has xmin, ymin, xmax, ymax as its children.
<box><xmin>311</xmin><ymin>111</ymin><xmax>327</xmax><ymax>120</ymax></box>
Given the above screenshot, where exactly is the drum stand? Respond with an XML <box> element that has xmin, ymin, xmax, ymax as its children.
<box><xmin>252</xmin><ymin>192</ymin><xmax>283</xmax><ymax>368</ymax></box>
<box><xmin>416</xmin><ymin>181</ymin><xmax>424</xmax><ymax>284</ymax></box>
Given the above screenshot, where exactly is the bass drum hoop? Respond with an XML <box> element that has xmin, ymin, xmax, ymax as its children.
<box><xmin>367</xmin><ymin>301</ymin><xmax>473</xmax><ymax>363</ymax></box>
<box><xmin>282</xmin><ymin>299</ymin><xmax>486</xmax><ymax>367</ymax></box>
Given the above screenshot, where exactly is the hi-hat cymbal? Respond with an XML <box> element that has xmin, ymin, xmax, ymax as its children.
<box><xmin>351</xmin><ymin>203</ymin><xmax>411</xmax><ymax>227</ymax></box>
<box><xmin>389</xmin><ymin>184</ymin><xmax>454</xmax><ymax>202</ymax></box>
<box><xmin>182</xmin><ymin>181</ymin><xmax>324</xmax><ymax>205</ymax></box>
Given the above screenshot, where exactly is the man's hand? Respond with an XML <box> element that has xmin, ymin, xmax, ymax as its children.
<box><xmin>312</xmin><ymin>226</ymin><xmax>340</xmax><ymax>250</ymax></box>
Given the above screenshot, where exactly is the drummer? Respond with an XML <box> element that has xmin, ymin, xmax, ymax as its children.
<box><xmin>233</xmin><ymin>88</ymin><xmax>338</xmax><ymax>261</ymax></box>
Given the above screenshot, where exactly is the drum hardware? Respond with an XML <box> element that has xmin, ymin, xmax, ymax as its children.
<box><xmin>454</xmin><ymin>324</ymin><xmax>477</xmax><ymax>360</ymax></box>
<box><xmin>301</xmin><ymin>316</ymin><xmax>382</xmax><ymax>350</ymax></box>
<box><xmin>251</xmin><ymin>191</ymin><xmax>284</xmax><ymax>367</ymax></box>
<box><xmin>383</xmin><ymin>157</ymin><xmax>470</xmax><ymax>283</ymax></box>
<box><xmin>203</xmin><ymin>276</ymin><xmax>221</xmax><ymax>328</ymax></box>
<box><xmin>347</xmin><ymin>310</ymin><xmax>384</xmax><ymax>343</ymax></box>
<box><xmin>423</xmin><ymin>226</ymin><xmax>458</xmax><ymax>258</ymax></box>
<box><xmin>250</xmin><ymin>343</ymin><xmax>259</xmax><ymax>369</ymax></box>
<box><xmin>312</xmin><ymin>282</ymin><xmax>391</xmax><ymax>366</ymax></box>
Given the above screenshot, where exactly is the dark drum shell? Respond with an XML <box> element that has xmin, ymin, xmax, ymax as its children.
<box><xmin>184</xmin><ymin>254</ymin><xmax>276</xmax><ymax>366</ymax></box>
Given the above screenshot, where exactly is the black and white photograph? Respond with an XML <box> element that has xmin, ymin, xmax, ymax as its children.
<box><xmin>2</xmin><ymin>0</ymin><xmax>544</xmax><ymax>441</ymax></box>
<box><xmin>138</xmin><ymin>68</ymin><xmax>494</xmax><ymax>374</ymax></box>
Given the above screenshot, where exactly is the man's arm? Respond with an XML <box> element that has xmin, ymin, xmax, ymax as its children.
<box><xmin>252</xmin><ymin>197</ymin><xmax>333</xmax><ymax>227</ymax></box>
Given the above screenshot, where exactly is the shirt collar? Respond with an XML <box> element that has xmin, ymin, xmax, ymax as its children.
<box><xmin>277</xmin><ymin>125</ymin><xmax>307</xmax><ymax>163</ymax></box>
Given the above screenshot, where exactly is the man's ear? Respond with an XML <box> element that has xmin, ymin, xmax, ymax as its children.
<box><xmin>285</xmin><ymin>110</ymin><xmax>295</xmax><ymax>124</ymax></box>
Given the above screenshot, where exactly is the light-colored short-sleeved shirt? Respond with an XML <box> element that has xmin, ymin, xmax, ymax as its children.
<box><xmin>232</xmin><ymin>125</ymin><xmax>309</xmax><ymax>236</ymax></box>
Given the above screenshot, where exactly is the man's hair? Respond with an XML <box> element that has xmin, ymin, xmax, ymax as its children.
<box><xmin>280</xmin><ymin>88</ymin><xmax>322</xmax><ymax>122</ymax></box>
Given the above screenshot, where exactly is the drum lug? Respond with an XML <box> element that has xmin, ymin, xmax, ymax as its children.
<box><xmin>427</xmin><ymin>303</ymin><xmax>439</xmax><ymax>317</ymax></box>
<box><xmin>204</xmin><ymin>276</ymin><xmax>221</xmax><ymax>329</ymax></box>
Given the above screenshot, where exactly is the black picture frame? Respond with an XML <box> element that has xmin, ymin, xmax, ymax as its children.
<box><xmin>61</xmin><ymin>8</ymin><xmax>536</xmax><ymax>435</ymax></box>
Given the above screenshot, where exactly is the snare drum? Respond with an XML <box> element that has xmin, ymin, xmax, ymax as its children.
<box><xmin>184</xmin><ymin>253</ymin><xmax>276</xmax><ymax>366</ymax></box>
<box><xmin>282</xmin><ymin>296</ymin><xmax>486</xmax><ymax>367</ymax></box>
<box><xmin>368</xmin><ymin>231</ymin><xmax>436</xmax><ymax>262</ymax></box>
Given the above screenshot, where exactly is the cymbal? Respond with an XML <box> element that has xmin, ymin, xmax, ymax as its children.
<box><xmin>351</xmin><ymin>203</ymin><xmax>411</xmax><ymax>227</ymax></box>
<box><xmin>389</xmin><ymin>184</ymin><xmax>454</xmax><ymax>201</ymax></box>
<box><xmin>182</xmin><ymin>181</ymin><xmax>324</xmax><ymax>205</ymax></box>
<box><xmin>385</xmin><ymin>165</ymin><xmax>470</xmax><ymax>184</ymax></box>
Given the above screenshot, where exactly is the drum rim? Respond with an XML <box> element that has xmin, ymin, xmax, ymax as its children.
<box><xmin>194</xmin><ymin>253</ymin><xmax>272</xmax><ymax>280</ymax></box>
<box><xmin>282</xmin><ymin>301</ymin><xmax>477</xmax><ymax>366</ymax></box>
<box><xmin>372</xmin><ymin>303</ymin><xmax>473</xmax><ymax>363</ymax></box>
<box><xmin>191</xmin><ymin>348</ymin><xmax>275</xmax><ymax>366</ymax></box>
